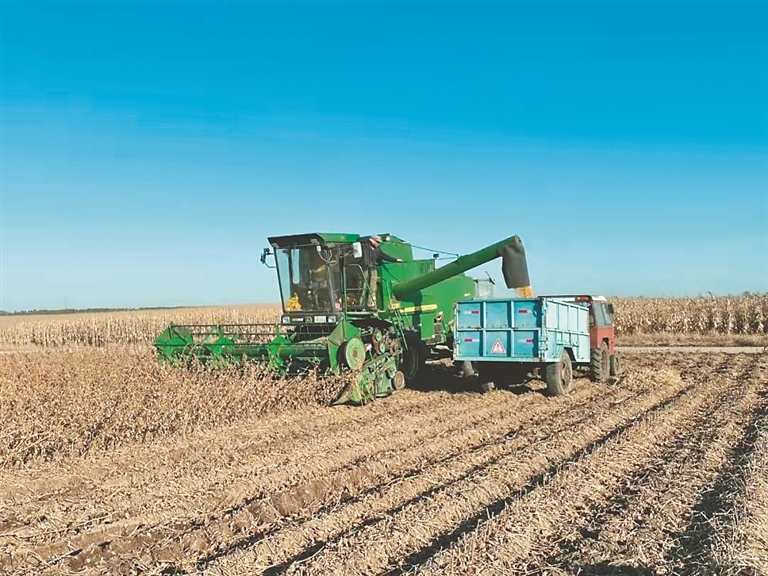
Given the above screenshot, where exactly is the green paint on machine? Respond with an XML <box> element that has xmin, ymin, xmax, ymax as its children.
<box><xmin>154</xmin><ymin>233</ymin><xmax>531</xmax><ymax>404</ymax></box>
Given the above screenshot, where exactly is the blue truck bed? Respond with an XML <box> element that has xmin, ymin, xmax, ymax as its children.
<box><xmin>453</xmin><ymin>297</ymin><xmax>590</xmax><ymax>364</ymax></box>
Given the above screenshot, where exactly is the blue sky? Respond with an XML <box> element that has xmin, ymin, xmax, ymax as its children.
<box><xmin>2</xmin><ymin>2</ymin><xmax>767</xmax><ymax>311</ymax></box>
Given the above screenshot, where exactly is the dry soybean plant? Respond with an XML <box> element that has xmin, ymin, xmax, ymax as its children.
<box><xmin>0</xmin><ymin>347</ymin><xmax>349</xmax><ymax>468</ymax></box>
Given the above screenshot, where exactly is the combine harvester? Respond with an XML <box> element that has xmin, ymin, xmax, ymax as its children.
<box><xmin>154</xmin><ymin>233</ymin><xmax>531</xmax><ymax>404</ymax></box>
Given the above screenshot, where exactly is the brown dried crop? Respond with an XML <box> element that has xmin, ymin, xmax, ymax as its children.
<box><xmin>613</xmin><ymin>294</ymin><xmax>768</xmax><ymax>336</ymax></box>
<box><xmin>0</xmin><ymin>346</ymin><xmax>347</xmax><ymax>468</ymax></box>
<box><xmin>0</xmin><ymin>304</ymin><xmax>281</xmax><ymax>348</ymax></box>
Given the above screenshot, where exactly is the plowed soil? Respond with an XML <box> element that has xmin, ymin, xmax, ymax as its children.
<box><xmin>1</xmin><ymin>352</ymin><xmax>766</xmax><ymax>575</ymax></box>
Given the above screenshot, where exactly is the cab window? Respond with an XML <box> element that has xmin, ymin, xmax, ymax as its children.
<box><xmin>593</xmin><ymin>303</ymin><xmax>611</xmax><ymax>327</ymax></box>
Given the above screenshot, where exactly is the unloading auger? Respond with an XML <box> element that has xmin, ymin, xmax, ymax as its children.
<box><xmin>154</xmin><ymin>233</ymin><xmax>531</xmax><ymax>404</ymax></box>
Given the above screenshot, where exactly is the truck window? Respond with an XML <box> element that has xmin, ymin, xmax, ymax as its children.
<box><xmin>593</xmin><ymin>303</ymin><xmax>610</xmax><ymax>327</ymax></box>
<box><xmin>603</xmin><ymin>303</ymin><xmax>614</xmax><ymax>324</ymax></box>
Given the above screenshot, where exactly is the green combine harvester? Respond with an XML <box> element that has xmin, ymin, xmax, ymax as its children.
<box><xmin>154</xmin><ymin>233</ymin><xmax>531</xmax><ymax>404</ymax></box>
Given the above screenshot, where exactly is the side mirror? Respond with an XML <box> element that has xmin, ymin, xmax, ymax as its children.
<box><xmin>607</xmin><ymin>303</ymin><xmax>615</xmax><ymax>315</ymax></box>
<box><xmin>260</xmin><ymin>248</ymin><xmax>273</xmax><ymax>266</ymax></box>
<box><xmin>352</xmin><ymin>242</ymin><xmax>363</xmax><ymax>258</ymax></box>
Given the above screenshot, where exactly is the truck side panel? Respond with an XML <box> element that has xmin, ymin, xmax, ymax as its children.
<box><xmin>454</xmin><ymin>298</ymin><xmax>590</xmax><ymax>364</ymax></box>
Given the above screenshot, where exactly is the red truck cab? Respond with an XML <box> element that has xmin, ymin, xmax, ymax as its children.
<box><xmin>551</xmin><ymin>295</ymin><xmax>620</xmax><ymax>381</ymax></box>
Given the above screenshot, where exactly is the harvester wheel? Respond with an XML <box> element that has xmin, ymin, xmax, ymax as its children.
<box><xmin>400</xmin><ymin>333</ymin><xmax>427</xmax><ymax>384</ymax></box>
<box><xmin>392</xmin><ymin>370</ymin><xmax>406</xmax><ymax>390</ymax></box>
<box><xmin>340</xmin><ymin>337</ymin><xmax>366</xmax><ymax>371</ymax></box>
<box><xmin>610</xmin><ymin>351</ymin><xmax>621</xmax><ymax>377</ymax></box>
<box><xmin>545</xmin><ymin>351</ymin><xmax>573</xmax><ymax>397</ymax></box>
<box><xmin>590</xmin><ymin>342</ymin><xmax>610</xmax><ymax>382</ymax></box>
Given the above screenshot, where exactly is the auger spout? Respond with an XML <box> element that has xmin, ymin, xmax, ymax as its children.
<box><xmin>391</xmin><ymin>235</ymin><xmax>531</xmax><ymax>299</ymax></box>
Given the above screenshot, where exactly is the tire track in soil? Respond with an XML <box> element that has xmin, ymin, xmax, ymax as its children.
<box><xmin>516</xmin><ymin>354</ymin><xmax>764</xmax><ymax>575</ymax></box>
<box><xmin>390</xmin><ymin>366</ymin><xmax>742</xmax><ymax>576</ymax></box>
<box><xmin>0</xmin><ymin>355</ymin><xmax>709</xmax><ymax>574</ymax></box>
<box><xmin>5</xmin><ymin>379</ymin><xmax>604</xmax><ymax>572</ymax></box>
<box><xmin>37</xmin><ymin>375</ymin><xmax>613</xmax><ymax>574</ymax></box>
<box><xmin>191</xmin><ymin>388</ymin><xmax>617</xmax><ymax>572</ymax></box>
<box><xmin>0</xmin><ymin>388</ymin><xmax>478</xmax><ymax>517</ymax></box>
<box><xmin>340</xmin><ymin>356</ymin><xmax>736</xmax><ymax>574</ymax></box>
<box><xmin>664</xmin><ymin>358</ymin><xmax>768</xmax><ymax>574</ymax></box>
<box><xmin>408</xmin><ymin>355</ymin><xmax>756</xmax><ymax>576</ymax></box>
<box><xmin>2</xmin><ymin>382</ymin><xmax>540</xmax><ymax>543</ymax></box>
<box><xmin>201</xmin><ymin>366</ymin><xmax>695</xmax><ymax>575</ymax></box>
<box><xmin>67</xmin><ymin>366</ymin><xmax>671</xmax><ymax>574</ymax></box>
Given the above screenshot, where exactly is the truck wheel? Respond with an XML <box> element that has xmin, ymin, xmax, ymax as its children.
<box><xmin>545</xmin><ymin>351</ymin><xmax>573</xmax><ymax>396</ymax></box>
<box><xmin>401</xmin><ymin>333</ymin><xmax>427</xmax><ymax>383</ymax></box>
<box><xmin>610</xmin><ymin>351</ymin><xmax>621</xmax><ymax>377</ymax></box>
<box><xmin>590</xmin><ymin>342</ymin><xmax>610</xmax><ymax>382</ymax></box>
<box><xmin>459</xmin><ymin>361</ymin><xmax>476</xmax><ymax>378</ymax></box>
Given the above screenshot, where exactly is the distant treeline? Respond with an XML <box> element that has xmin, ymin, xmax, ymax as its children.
<box><xmin>0</xmin><ymin>306</ymin><xmax>188</xmax><ymax>316</ymax></box>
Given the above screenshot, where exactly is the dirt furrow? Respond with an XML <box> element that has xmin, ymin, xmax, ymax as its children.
<box><xmin>0</xmin><ymin>382</ymin><xmax>533</xmax><ymax>540</ymax></box>
<box><xmin>168</xmin><ymin>379</ymin><xmax>635</xmax><ymax>573</ymax></box>
<box><xmin>510</xmin><ymin>353</ymin><xmax>764</xmax><ymax>575</ymax></box>
<box><xmin>664</xmin><ymin>355</ymin><xmax>768</xmax><ymax>575</ymax></box>
<box><xmin>10</xmin><ymin>374</ymin><xmax>612</xmax><ymax>574</ymax></box>
<box><xmin>416</xmin><ymin>355</ymin><xmax>761</xmax><ymax>576</ymax></box>
<box><xmin>295</xmin><ymin>357</ymin><xmax>737</xmax><ymax>575</ymax></box>
<box><xmin>0</xmin><ymin>386</ymin><xmax>470</xmax><ymax>511</ymax></box>
<box><xmin>714</xmin><ymin>388</ymin><xmax>768</xmax><ymax>575</ymax></box>
<box><xmin>2</xmin><ymin>376</ymin><xmax>607</xmax><ymax>572</ymax></box>
<box><xmin>197</xmin><ymin>367</ymin><xmax>694</xmax><ymax>575</ymax></box>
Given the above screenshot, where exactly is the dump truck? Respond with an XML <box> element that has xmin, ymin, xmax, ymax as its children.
<box><xmin>154</xmin><ymin>233</ymin><xmax>532</xmax><ymax>404</ymax></box>
<box><xmin>453</xmin><ymin>295</ymin><xmax>619</xmax><ymax>396</ymax></box>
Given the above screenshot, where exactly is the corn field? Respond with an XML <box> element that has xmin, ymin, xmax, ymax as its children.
<box><xmin>0</xmin><ymin>305</ymin><xmax>281</xmax><ymax>348</ymax></box>
<box><xmin>612</xmin><ymin>295</ymin><xmax>768</xmax><ymax>335</ymax></box>
<box><xmin>1</xmin><ymin>296</ymin><xmax>766</xmax><ymax>349</ymax></box>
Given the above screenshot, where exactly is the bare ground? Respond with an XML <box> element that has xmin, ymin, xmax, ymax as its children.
<box><xmin>1</xmin><ymin>352</ymin><xmax>766</xmax><ymax>575</ymax></box>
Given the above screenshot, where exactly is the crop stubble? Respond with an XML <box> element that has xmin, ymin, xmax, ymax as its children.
<box><xmin>1</xmin><ymin>352</ymin><xmax>766</xmax><ymax>575</ymax></box>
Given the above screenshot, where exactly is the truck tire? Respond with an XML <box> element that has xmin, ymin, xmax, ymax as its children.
<box><xmin>401</xmin><ymin>333</ymin><xmax>427</xmax><ymax>384</ymax></box>
<box><xmin>545</xmin><ymin>351</ymin><xmax>573</xmax><ymax>396</ymax></box>
<box><xmin>459</xmin><ymin>361</ymin><xmax>476</xmax><ymax>378</ymax></box>
<box><xmin>610</xmin><ymin>351</ymin><xmax>621</xmax><ymax>377</ymax></box>
<box><xmin>590</xmin><ymin>342</ymin><xmax>610</xmax><ymax>382</ymax></box>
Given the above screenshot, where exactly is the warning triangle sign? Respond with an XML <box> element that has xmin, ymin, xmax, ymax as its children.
<box><xmin>491</xmin><ymin>339</ymin><xmax>506</xmax><ymax>354</ymax></box>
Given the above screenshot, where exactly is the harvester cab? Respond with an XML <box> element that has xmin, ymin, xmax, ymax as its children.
<box><xmin>261</xmin><ymin>233</ymin><xmax>398</xmax><ymax>319</ymax></box>
<box><xmin>154</xmin><ymin>232</ymin><xmax>531</xmax><ymax>405</ymax></box>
